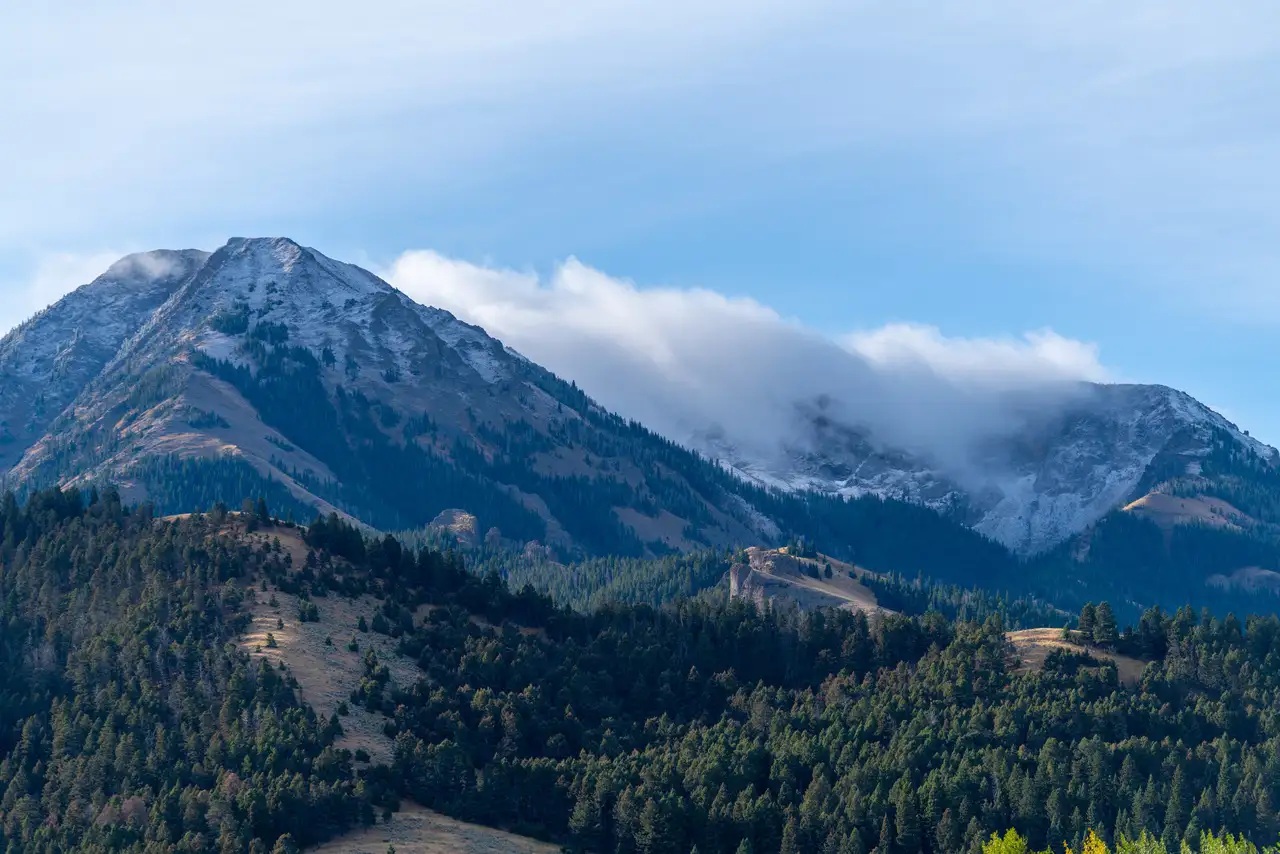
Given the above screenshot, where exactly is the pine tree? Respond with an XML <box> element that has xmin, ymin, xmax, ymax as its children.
<box><xmin>1047</xmin><ymin>790</ymin><xmax>1065</xmax><ymax>846</ymax></box>
<box><xmin>568</xmin><ymin>786</ymin><xmax>602</xmax><ymax>852</ymax></box>
<box><xmin>1079</xmin><ymin>603</ymin><xmax>1097</xmax><ymax>638</ymax></box>
<box><xmin>637</xmin><ymin>797</ymin><xmax>674</xmax><ymax>854</ymax></box>
<box><xmin>1094</xmin><ymin>602</ymin><xmax>1118</xmax><ymax>647</ymax></box>
<box><xmin>1192</xmin><ymin>788</ymin><xmax>1216</xmax><ymax>833</ymax></box>
<box><xmin>964</xmin><ymin>817</ymin><xmax>984</xmax><ymax>853</ymax></box>
<box><xmin>936</xmin><ymin>808</ymin><xmax>959</xmax><ymax>854</ymax></box>
<box><xmin>781</xmin><ymin>813</ymin><xmax>801</xmax><ymax>854</ymax></box>
<box><xmin>1162</xmin><ymin>767</ymin><xmax>1186</xmax><ymax>851</ymax></box>
<box><xmin>895</xmin><ymin>788</ymin><xmax>922</xmax><ymax>853</ymax></box>
<box><xmin>877</xmin><ymin>814</ymin><xmax>893</xmax><ymax>854</ymax></box>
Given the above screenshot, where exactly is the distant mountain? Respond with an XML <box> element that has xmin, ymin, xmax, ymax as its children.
<box><xmin>0</xmin><ymin>237</ymin><xmax>990</xmax><ymax>568</ymax></box>
<box><xmin>702</xmin><ymin>382</ymin><xmax>1279</xmax><ymax>555</ymax></box>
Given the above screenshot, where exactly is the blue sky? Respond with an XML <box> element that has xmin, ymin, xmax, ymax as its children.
<box><xmin>4</xmin><ymin>2</ymin><xmax>1280</xmax><ymax>442</ymax></box>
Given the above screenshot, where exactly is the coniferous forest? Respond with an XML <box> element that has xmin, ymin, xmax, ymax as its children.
<box><xmin>3</xmin><ymin>488</ymin><xmax>1280</xmax><ymax>853</ymax></box>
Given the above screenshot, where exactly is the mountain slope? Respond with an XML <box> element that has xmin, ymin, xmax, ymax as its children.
<box><xmin>0</xmin><ymin>249</ymin><xmax>209</xmax><ymax>471</ymax></box>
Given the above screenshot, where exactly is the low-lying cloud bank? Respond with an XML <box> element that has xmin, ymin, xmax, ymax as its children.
<box><xmin>384</xmin><ymin>251</ymin><xmax>1110</xmax><ymax>477</ymax></box>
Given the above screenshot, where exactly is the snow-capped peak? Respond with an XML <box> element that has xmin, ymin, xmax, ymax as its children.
<box><xmin>91</xmin><ymin>237</ymin><xmax>513</xmax><ymax>388</ymax></box>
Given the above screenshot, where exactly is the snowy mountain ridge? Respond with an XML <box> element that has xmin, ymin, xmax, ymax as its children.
<box><xmin>702</xmin><ymin>382</ymin><xmax>1278</xmax><ymax>554</ymax></box>
<box><xmin>100</xmin><ymin>237</ymin><xmax>509</xmax><ymax>385</ymax></box>
<box><xmin>1</xmin><ymin>238</ymin><xmax>544</xmax><ymax>495</ymax></box>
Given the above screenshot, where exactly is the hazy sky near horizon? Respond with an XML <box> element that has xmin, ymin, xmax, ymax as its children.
<box><xmin>3</xmin><ymin>2</ymin><xmax>1280</xmax><ymax>441</ymax></box>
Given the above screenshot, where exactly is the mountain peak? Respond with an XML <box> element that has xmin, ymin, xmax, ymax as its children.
<box><xmin>0</xmin><ymin>240</ymin><xmax>797</xmax><ymax>557</ymax></box>
<box><xmin>225</xmin><ymin>236</ymin><xmax>299</xmax><ymax>248</ymax></box>
<box><xmin>194</xmin><ymin>236</ymin><xmax>387</xmax><ymax>304</ymax></box>
<box><xmin>219</xmin><ymin>236</ymin><xmax>308</xmax><ymax>271</ymax></box>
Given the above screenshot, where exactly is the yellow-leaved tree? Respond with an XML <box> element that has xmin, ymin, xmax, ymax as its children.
<box><xmin>984</xmin><ymin>828</ymin><xmax>1278</xmax><ymax>854</ymax></box>
<box><xmin>982</xmin><ymin>829</ymin><xmax>1047</xmax><ymax>854</ymax></box>
<box><xmin>1066</xmin><ymin>830</ymin><xmax>1111</xmax><ymax>854</ymax></box>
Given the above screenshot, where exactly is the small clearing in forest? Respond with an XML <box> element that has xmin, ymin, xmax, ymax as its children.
<box><xmin>1007</xmin><ymin>627</ymin><xmax>1148</xmax><ymax>686</ymax></box>
<box><xmin>305</xmin><ymin>801</ymin><xmax>560</xmax><ymax>854</ymax></box>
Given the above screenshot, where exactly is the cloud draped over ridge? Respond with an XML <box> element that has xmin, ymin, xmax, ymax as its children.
<box><xmin>383</xmin><ymin>250</ymin><xmax>1110</xmax><ymax>473</ymax></box>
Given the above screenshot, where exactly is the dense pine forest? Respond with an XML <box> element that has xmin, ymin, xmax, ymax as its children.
<box><xmin>4</xmin><ymin>488</ymin><xmax>1280</xmax><ymax>853</ymax></box>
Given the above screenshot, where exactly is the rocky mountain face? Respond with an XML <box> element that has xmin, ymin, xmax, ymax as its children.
<box><xmin>709</xmin><ymin>383</ymin><xmax>1279</xmax><ymax>555</ymax></box>
<box><xmin>0</xmin><ymin>238</ymin><xmax>830</xmax><ymax>557</ymax></box>
<box><xmin>0</xmin><ymin>249</ymin><xmax>210</xmax><ymax>472</ymax></box>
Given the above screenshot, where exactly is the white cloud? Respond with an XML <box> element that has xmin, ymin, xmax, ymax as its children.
<box><xmin>384</xmin><ymin>250</ymin><xmax>1108</xmax><ymax>474</ymax></box>
<box><xmin>844</xmin><ymin>323</ymin><xmax>1109</xmax><ymax>387</ymax></box>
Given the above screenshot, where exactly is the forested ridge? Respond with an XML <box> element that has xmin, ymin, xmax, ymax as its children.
<box><xmin>5</xmin><ymin>490</ymin><xmax>1280</xmax><ymax>853</ymax></box>
<box><xmin>0</xmin><ymin>489</ymin><xmax>395</xmax><ymax>852</ymax></box>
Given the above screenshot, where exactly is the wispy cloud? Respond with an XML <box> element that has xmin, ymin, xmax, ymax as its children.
<box><xmin>844</xmin><ymin>324</ymin><xmax>1109</xmax><ymax>387</ymax></box>
<box><xmin>384</xmin><ymin>250</ymin><xmax>1109</xmax><ymax>472</ymax></box>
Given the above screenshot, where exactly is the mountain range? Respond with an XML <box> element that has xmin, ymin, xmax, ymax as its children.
<box><xmin>3</xmin><ymin>236</ymin><xmax>1279</xmax><ymax>613</ymax></box>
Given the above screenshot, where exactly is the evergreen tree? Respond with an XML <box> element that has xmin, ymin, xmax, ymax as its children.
<box><xmin>895</xmin><ymin>783</ymin><xmax>923</xmax><ymax>853</ymax></box>
<box><xmin>937</xmin><ymin>808</ymin><xmax>960</xmax><ymax>854</ymax></box>
<box><xmin>1079</xmin><ymin>602</ymin><xmax>1097</xmax><ymax>637</ymax></box>
<box><xmin>637</xmin><ymin>797</ymin><xmax>675</xmax><ymax>854</ymax></box>
<box><xmin>781</xmin><ymin>813</ymin><xmax>801</xmax><ymax>854</ymax></box>
<box><xmin>1094</xmin><ymin>601</ymin><xmax>1118</xmax><ymax>646</ymax></box>
<box><xmin>1163</xmin><ymin>768</ymin><xmax>1187</xmax><ymax>851</ymax></box>
<box><xmin>877</xmin><ymin>814</ymin><xmax>894</xmax><ymax>854</ymax></box>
